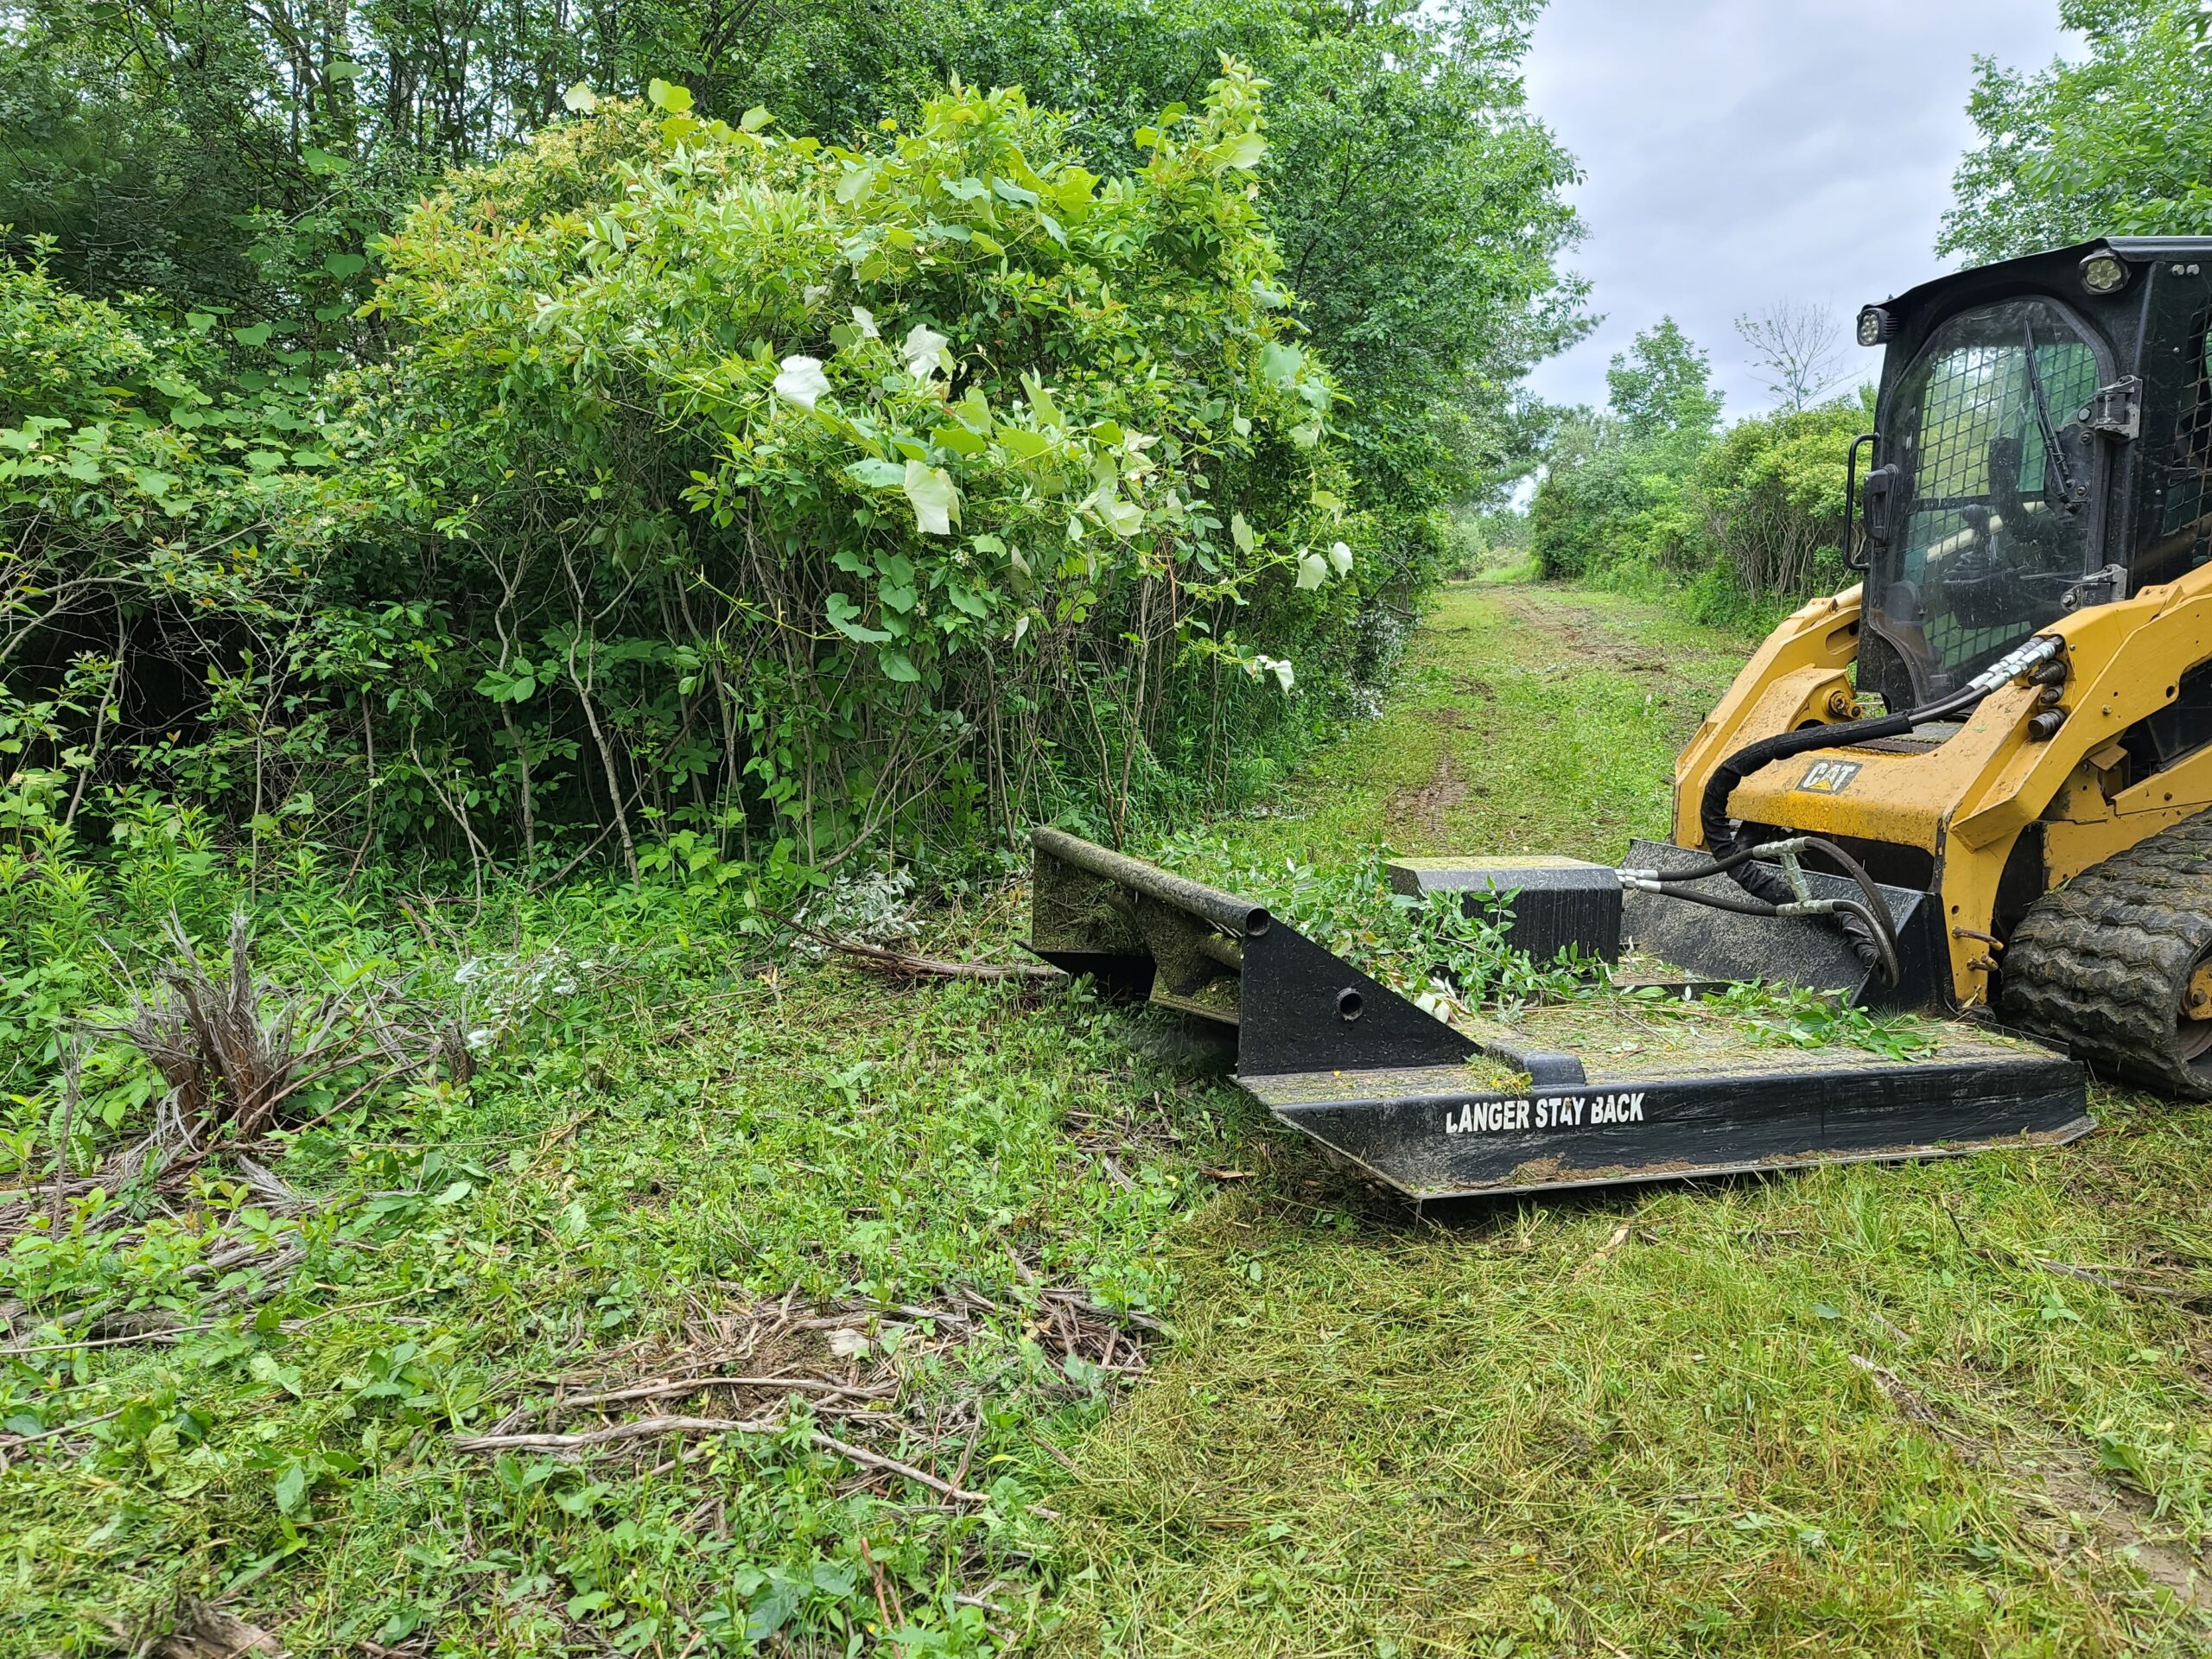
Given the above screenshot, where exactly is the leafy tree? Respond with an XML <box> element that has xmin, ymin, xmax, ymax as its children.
<box><xmin>1941</xmin><ymin>0</ymin><xmax>2212</xmax><ymax>263</ymax></box>
<box><xmin>1</xmin><ymin>0</ymin><xmax>1584</xmax><ymax>516</ymax></box>
<box><xmin>0</xmin><ymin>0</ymin><xmax>1590</xmax><ymax>872</ymax></box>
<box><xmin>1693</xmin><ymin>397</ymin><xmax>1872</xmax><ymax>606</ymax></box>
<box><xmin>1531</xmin><ymin>318</ymin><xmax>1721</xmax><ymax>582</ymax></box>
<box><xmin>1531</xmin><ymin>311</ymin><xmax>1872</xmax><ymax>617</ymax></box>
<box><xmin>1603</xmin><ymin>317</ymin><xmax>1722</xmax><ymax>442</ymax></box>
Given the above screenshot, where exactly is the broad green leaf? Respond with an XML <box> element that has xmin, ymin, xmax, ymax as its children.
<box><xmin>902</xmin><ymin>461</ymin><xmax>958</xmax><ymax>535</ymax></box>
<box><xmin>954</xmin><ymin>388</ymin><xmax>993</xmax><ymax>433</ymax></box>
<box><xmin>844</xmin><ymin>458</ymin><xmax>905</xmax><ymax>488</ymax></box>
<box><xmin>932</xmin><ymin>423</ymin><xmax>988</xmax><ymax>458</ymax></box>
<box><xmin>991</xmin><ymin>177</ymin><xmax>1040</xmax><ymax>207</ymax></box>
<box><xmin>1103</xmin><ymin>496</ymin><xmax>1144</xmax><ymax>538</ymax></box>
<box><xmin>323</xmin><ymin>251</ymin><xmax>365</xmax><ymax>278</ymax></box>
<box><xmin>1258</xmin><ymin>340</ymin><xmax>1303</xmax><ymax>387</ymax></box>
<box><xmin>836</xmin><ymin>165</ymin><xmax>878</xmax><ymax>205</ymax></box>
<box><xmin>739</xmin><ymin>106</ymin><xmax>772</xmax><ymax>132</ymax></box>
<box><xmin>849</xmin><ymin>455</ymin><xmax>911</xmax><ymax>486</ymax></box>
<box><xmin>647</xmin><ymin>79</ymin><xmax>694</xmax><ymax>113</ymax></box>
<box><xmin>878</xmin><ymin>649</ymin><xmax>921</xmax><ymax>683</ymax></box>
<box><xmin>231</xmin><ymin>321</ymin><xmax>274</xmax><ymax>348</ymax></box>
<box><xmin>825</xmin><ymin>592</ymin><xmax>891</xmax><ymax>643</ymax></box>
<box><xmin>1220</xmin><ymin>131</ymin><xmax>1266</xmax><ymax>169</ymax></box>
<box><xmin>275</xmin><ymin>1462</ymin><xmax>309</xmax><ymax>1514</ymax></box>
<box><xmin>1024</xmin><ymin>375</ymin><xmax>1064</xmax><ymax>429</ymax></box>
<box><xmin>250</xmin><ymin>1352</ymin><xmax>304</xmax><ymax>1397</ymax></box>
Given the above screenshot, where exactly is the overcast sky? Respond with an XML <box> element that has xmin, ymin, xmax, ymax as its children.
<box><xmin>1520</xmin><ymin>0</ymin><xmax>2077</xmax><ymax>418</ymax></box>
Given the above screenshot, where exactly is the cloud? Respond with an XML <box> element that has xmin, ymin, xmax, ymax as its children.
<box><xmin>1522</xmin><ymin>0</ymin><xmax>2076</xmax><ymax>417</ymax></box>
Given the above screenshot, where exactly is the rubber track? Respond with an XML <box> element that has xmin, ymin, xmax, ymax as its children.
<box><xmin>2003</xmin><ymin>810</ymin><xmax>2212</xmax><ymax>1098</ymax></box>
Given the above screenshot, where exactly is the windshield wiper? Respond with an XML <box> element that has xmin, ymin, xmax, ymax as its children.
<box><xmin>2020</xmin><ymin>321</ymin><xmax>2082</xmax><ymax>512</ymax></box>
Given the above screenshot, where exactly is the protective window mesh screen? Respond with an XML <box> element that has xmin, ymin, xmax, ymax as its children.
<box><xmin>1888</xmin><ymin>299</ymin><xmax>2098</xmax><ymax>690</ymax></box>
<box><xmin>2164</xmin><ymin>306</ymin><xmax>2212</xmax><ymax>556</ymax></box>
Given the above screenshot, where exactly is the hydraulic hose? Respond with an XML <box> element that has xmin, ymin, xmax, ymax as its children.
<box><xmin>1694</xmin><ymin>635</ymin><xmax>2063</xmax><ymax>971</ymax></box>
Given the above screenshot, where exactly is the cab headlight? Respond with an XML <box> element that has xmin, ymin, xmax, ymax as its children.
<box><xmin>2080</xmin><ymin>249</ymin><xmax>2131</xmax><ymax>296</ymax></box>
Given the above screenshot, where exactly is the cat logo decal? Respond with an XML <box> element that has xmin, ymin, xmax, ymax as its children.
<box><xmin>1797</xmin><ymin>759</ymin><xmax>1863</xmax><ymax>794</ymax></box>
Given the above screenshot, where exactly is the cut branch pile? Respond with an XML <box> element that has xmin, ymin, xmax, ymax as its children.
<box><xmin>453</xmin><ymin>1276</ymin><xmax>1159</xmax><ymax>1518</ymax></box>
<box><xmin>2</xmin><ymin>911</ymin><xmax>488</xmax><ymax>1346</ymax></box>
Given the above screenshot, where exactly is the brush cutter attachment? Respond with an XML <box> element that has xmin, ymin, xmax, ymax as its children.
<box><xmin>1029</xmin><ymin>828</ymin><xmax>1478</xmax><ymax>1077</ymax></box>
<box><xmin>1030</xmin><ymin>830</ymin><xmax>2092</xmax><ymax>1204</ymax></box>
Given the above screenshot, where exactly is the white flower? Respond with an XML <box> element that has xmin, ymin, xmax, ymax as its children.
<box><xmin>1329</xmin><ymin>540</ymin><xmax>1353</xmax><ymax>575</ymax></box>
<box><xmin>852</xmin><ymin>306</ymin><xmax>880</xmax><ymax>339</ymax></box>
<box><xmin>774</xmin><ymin>355</ymin><xmax>830</xmax><ymax>409</ymax></box>
<box><xmin>900</xmin><ymin>324</ymin><xmax>950</xmax><ymax>379</ymax></box>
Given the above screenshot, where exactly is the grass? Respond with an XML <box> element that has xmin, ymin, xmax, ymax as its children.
<box><xmin>6</xmin><ymin>580</ymin><xmax>2212</xmax><ymax>1656</ymax></box>
<box><xmin>3</xmin><ymin>861</ymin><xmax>1237</xmax><ymax>1653</ymax></box>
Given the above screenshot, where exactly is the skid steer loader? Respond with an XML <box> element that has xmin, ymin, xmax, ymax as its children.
<box><xmin>1028</xmin><ymin>237</ymin><xmax>2212</xmax><ymax>1202</ymax></box>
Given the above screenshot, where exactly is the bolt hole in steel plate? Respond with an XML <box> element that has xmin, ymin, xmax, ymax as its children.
<box><xmin>1337</xmin><ymin>988</ymin><xmax>1365</xmax><ymax>1023</ymax></box>
<box><xmin>2181</xmin><ymin>958</ymin><xmax>2212</xmax><ymax>1060</ymax></box>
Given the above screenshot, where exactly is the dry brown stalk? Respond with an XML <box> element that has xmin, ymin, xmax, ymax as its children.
<box><xmin>554</xmin><ymin>1374</ymin><xmax>893</xmax><ymax>1412</ymax></box>
<box><xmin>801</xmin><ymin>926</ymin><xmax>1061</xmax><ymax>983</ymax></box>
<box><xmin>451</xmin><ymin>1414</ymin><xmax>1024</xmax><ymax>1510</ymax></box>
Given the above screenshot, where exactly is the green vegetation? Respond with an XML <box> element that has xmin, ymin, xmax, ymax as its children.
<box><xmin>1</xmin><ymin>67</ymin><xmax>1398</xmax><ymax>874</ymax></box>
<box><xmin>1</xmin><ymin>0</ymin><xmax>1583</xmax><ymax>877</ymax></box>
<box><xmin>1529</xmin><ymin>317</ymin><xmax>1872</xmax><ymax>626</ymax></box>
<box><xmin>1942</xmin><ymin>0</ymin><xmax>2212</xmax><ymax>263</ymax></box>
<box><xmin>3</xmin><ymin>828</ymin><xmax>1235</xmax><ymax>1650</ymax></box>
<box><xmin>13</xmin><ymin>583</ymin><xmax>2210</xmax><ymax>1655</ymax></box>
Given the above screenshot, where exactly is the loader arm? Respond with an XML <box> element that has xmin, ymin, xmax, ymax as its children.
<box><xmin>1675</xmin><ymin>561</ymin><xmax>2212</xmax><ymax>1007</ymax></box>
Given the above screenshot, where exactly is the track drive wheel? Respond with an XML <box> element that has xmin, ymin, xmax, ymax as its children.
<box><xmin>2004</xmin><ymin>810</ymin><xmax>2212</xmax><ymax>1098</ymax></box>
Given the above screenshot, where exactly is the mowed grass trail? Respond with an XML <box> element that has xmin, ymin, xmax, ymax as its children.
<box><xmin>1046</xmin><ymin>582</ymin><xmax>2212</xmax><ymax>1656</ymax></box>
<box><xmin>1213</xmin><ymin>581</ymin><xmax>1756</xmax><ymax>868</ymax></box>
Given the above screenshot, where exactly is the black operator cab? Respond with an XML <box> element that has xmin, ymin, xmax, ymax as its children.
<box><xmin>1852</xmin><ymin>238</ymin><xmax>2212</xmax><ymax>715</ymax></box>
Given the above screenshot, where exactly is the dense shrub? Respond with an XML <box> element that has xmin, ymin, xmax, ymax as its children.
<box><xmin>1530</xmin><ymin>319</ymin><xmax>1719</xmax><ymax>587</ymax></box>
<box><xmin>1693</xmin><ymin>403</ymin><xmax>1869</xmax><ymax>607</ymax></box>
<box><xmin>3</xmin><ymin>69</ymin><xmax>1409</xmax><ymax>874</ymax></box>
